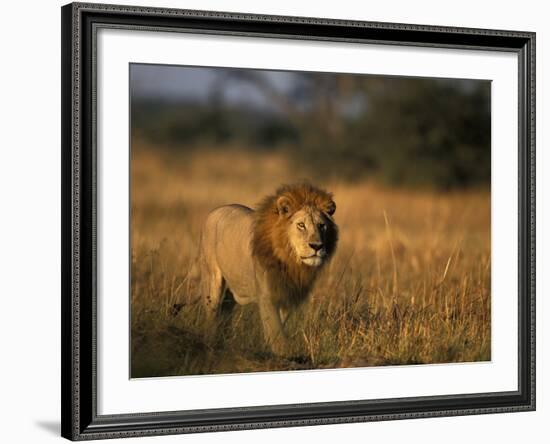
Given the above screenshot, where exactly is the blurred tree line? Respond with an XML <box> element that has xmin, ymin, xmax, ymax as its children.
<box><xmin>131</xmin><ymin>70</ymin><xmax>490</xmax><ymax>190</ymax></box>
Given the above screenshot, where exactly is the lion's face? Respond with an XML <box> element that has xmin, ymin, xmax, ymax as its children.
<box><xmin>253</xmin><ymin>184</ymin><xmax>338</xmax><ymax>275</ymax></box>
<box><xmin>287</xmin><ymin>208</ymin><xmax>334</xmax><ymax>267</ymax></box>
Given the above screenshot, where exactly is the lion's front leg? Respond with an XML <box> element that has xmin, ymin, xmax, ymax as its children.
<box><xmin>258</xmin><ymin>297</ymin><xmax>288</xmax><ymax>356</ymax></box>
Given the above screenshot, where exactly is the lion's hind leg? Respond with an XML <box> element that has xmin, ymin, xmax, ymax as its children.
<box><xmin>279</xmin><ymin>307</ymin><xmax>290</xmax><ymax>328</ymax></box>
<box><xmin>203</xmin><ymin>265</ymin><xmax>225</xmax><ymax>323</ymax></box>
<box><xmin>203</xmin><ymin>267</ymin><xmax>240</xmax><ymax>346</ymax></box>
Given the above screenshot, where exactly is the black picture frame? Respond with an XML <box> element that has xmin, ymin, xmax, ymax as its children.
<box><xmin>61</xmin><ymin>2</ymin><xmax>536</xmax><ymax>440</ymax></box>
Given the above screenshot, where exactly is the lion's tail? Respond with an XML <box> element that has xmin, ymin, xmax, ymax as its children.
<box><xmin>170</xmin><ymin>258</ymin><xmax>202</xmax><ymax>316</ymax></box>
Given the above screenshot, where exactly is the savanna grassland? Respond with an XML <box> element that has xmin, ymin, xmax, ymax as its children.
<box><xmin>130</xmin><ymin>145</ymin><xmax>491</xmax><ymax>378</ymax></box>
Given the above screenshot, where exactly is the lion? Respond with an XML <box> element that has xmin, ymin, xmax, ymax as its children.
<box><xmin>190</xmin><ymin>183</ymin><xmax>338</xmax><ymax>356</ymax></box>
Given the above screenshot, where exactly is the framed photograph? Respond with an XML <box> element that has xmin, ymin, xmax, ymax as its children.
<box><xmin>61</xmin><ymin>2</ymin><xmax>536</xmax><ymax>440</ymax></box>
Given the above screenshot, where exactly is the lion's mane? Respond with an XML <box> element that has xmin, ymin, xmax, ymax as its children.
<box><xmin>251</xmin><ymin>183</ymin><xmax>338</xmax><ymax>307</ymax></box>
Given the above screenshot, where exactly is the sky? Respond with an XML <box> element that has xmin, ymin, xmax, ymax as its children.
<box><xmin>130</xmin><ymin>63</ymin><xmax>486</xmax><ymax>114</ymax></box>
<box><xmin>130</xmin><ymin>63</ymin><xmax>297</xmax><ymax>110</ymax></box>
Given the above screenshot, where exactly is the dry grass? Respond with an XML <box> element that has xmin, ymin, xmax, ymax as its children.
<box><xmin>130</xmin><ymin>145</ymin><xmax>491</xmax><ymax>378</ymax></box>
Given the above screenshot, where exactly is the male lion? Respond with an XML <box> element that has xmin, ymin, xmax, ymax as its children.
<box><xmin>193</xmin><ymin>183</ymin><xmax>338</xmax><ymax>356</ymax></box>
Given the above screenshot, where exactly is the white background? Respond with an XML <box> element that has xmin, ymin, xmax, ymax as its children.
<box><xmin>0</xmin><ymin>0</ymin><xmax>546</xmax><ymax>443</ymax></box>
<box><xmin>98</xmin><ymin>29</ymin><xmax>519</xmax><ymax>415</ymax></box>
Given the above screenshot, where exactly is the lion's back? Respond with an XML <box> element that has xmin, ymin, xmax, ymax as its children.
<box><xmin>201</xmin><ymin>204</ymin><xmax>253</xmax><ymax>252</ymax></box>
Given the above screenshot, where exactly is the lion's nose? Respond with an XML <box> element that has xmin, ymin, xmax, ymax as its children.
<box><xmin>309</xmin><ymin>242</ymin><xmax>323</xmax><ymax>252</ymax></box>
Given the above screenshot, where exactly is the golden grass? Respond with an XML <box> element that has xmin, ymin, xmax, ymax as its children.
<box><xmin>130</xmin><ymin>145</ymin><xmax>491</xmax><ymax>377</ymax></box>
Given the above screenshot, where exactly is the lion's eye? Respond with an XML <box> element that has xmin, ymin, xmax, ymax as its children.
<box><xmin>297</xmin><ymin>222</ymin><xmax>306</xmax><ymax>230</ymax></box>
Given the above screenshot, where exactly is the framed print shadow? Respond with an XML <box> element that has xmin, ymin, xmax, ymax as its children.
<box><xmin>61</xmin><ymin>2</ymin><xmax>536</xmax><ymax>440</ymax></box>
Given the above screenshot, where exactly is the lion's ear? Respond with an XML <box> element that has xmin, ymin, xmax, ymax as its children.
<box><xmin>325</xmin><ymin>200</ymin><xmax>336</xmax><ymax>216</ymax></box>
<box><xmin>276</xmin><ymin>196</ymin><xmax>293</xmax><ymax>216</ymax></box>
